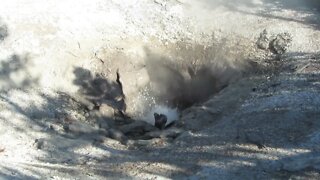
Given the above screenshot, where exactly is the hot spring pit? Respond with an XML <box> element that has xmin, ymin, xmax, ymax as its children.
<box><xmin>67</xmin><ymin>38</ymin><xmax>253</xmax><ymax>146</ymax></box>
<box><xmin>67</xmin><ymin>65</ymin><xmax>234</xmax><ymax>147</ymax></box>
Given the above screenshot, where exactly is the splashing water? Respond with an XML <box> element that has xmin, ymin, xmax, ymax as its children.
<box><xmin>131</xmin><ymin>86</ymin><xmax>180</xmax><ymax>126</ymax></box>
<box><xmin>143</xmin><ymin>104</ymin><xmax>179</xmax><ymax>126</ymax></box>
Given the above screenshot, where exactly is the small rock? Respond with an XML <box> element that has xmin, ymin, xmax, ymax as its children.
<box><xmin>64</xmin><ymin>121</ymin><xmax>98</xmax><ymax>135</ymax></box>
<box><xmin>126</xmin><ymin>139</ymin><xmax>154</xmax><ymax>147</ymax></box>
<box><xmin>98</xmin><ymin>121</ymin><xmax>110</xmax><ymax>130</ymax></box>
<box><xmin>257</xmin><ymin>30</ymin><xmax>292</xmax><ymax>55</ymax></box>
<box><xmin>34</xmin><ymin>138</ymin><xmax>45</xmax><ymax>149</ymax></box>
<box><xmin>84</xmin><ymin>112</ymin><xmax>90</xmax><ymax>118</ymax></box>
<box><xmin>63</xmin><ymin>124</ymin><xmax>70</xmax><ymax>132</ymax></box>
<box><xmin>269</xmin><ymin>32</ymin><xmax>292</xmax><ymax>54</ymax></box>
<box><xmin>48</xmin><ymin>122</ymin><xmax>64</xmax><ymax>132</ymax></box>
<box><xmin>154</xmin><ymin>113</ymin><xmax>167</xmax><ymax>130</ymax></box>
<box><xmin>78</xmin><ymin>156</ymin><xmax>90</xmax><ymax>165</ymax></box>
<box><xmin>73</xmin><ymin>93</ymin><xmax>96</xmax><ymax>110</ymax></box>
<box><xmin>144</xmin><ymin>127</ymin><xmax>184</xmax><ymax>139</ymax></box>
<box><xmin>97</xmin><ymin>129</ymin><xmax>109</xmax><ymax>136</ymax></box>
<box><xmin>90</xmin><ymin>110</ymin><xmax>115</xmax><ymax>128</ymax></box>
<box><xmin>256</xmin><ymin>29</ymin><xmax>269</xmax><ymax>50</ymax></box>
<box><xmin>0</xmin><ymin>147</ymin><xmax>5</xmax><ymax>153</ymax></box>
<box><xmin>63</xmin><ymin>158</ymin><xmax>73</xmax><ymax>164</ymax></box>
<box><xmin>118</xmin><ymin>120</ymin><xmax>157</xmax><ymax>134</ymax></box>
<box><xmin>92</xmin><ymin>136</ymin><xmax>105</xmax><ymax>145</ymax></box>
<box><xmin>49</xmin><ymin>124</ymin><xmax>54</xmax><ymax>130</ymax></box>
<box><xmin>99</xmin><ymin>103</ymin><xmax>114</xmax><ymax>117</ymax></box>
<box><xmin>244</xmin><ymin>132</ymin><xmax>265</xmax><ymax>149</ymax></box>
<box><xmin>108</xmin><ymin>128</ymin><xmax>127</xmax><ymax>144</ymax></box>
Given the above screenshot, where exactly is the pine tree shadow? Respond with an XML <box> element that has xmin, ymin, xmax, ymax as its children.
<box><xmin>0</xmin><ymin>54</ymin><xmax>39</xmax><ymax>91</ymax></box>
<box><xmin>73</xmin><ymin>67</ymin><xmax>126</xmax><ymax>113</ymax></box>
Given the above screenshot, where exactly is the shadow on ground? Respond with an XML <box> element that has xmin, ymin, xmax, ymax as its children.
<box><xmin>73</xmin><ymin>67</ymin><xmax>126</xmax><ymax>113</ymax></box>
<box><xmin>0</xmin><ymin>19</ymin><xmax>8</xmax><ymax>41</ymax></box>
<box><xmin>200</xmin><ymin>0</ymin><xmax>320</xmax><ymax>30</ymax></box>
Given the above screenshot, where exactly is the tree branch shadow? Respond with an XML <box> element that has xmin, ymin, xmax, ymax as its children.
<box><xmin>199</xmin><ymin>0</ymin><xmax>320</xmax><ymax>30</ymax></box>
<box><xmin>0</xmin><ymin>19</ymin><xmax>8</xmax><ymax>42</ymax></box>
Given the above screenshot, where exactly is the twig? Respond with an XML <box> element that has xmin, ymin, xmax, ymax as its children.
<box><xmin>94</xmin><ymin>52</ymin><xmax>104</xmax><ymax>64</ymax></box>
<box><xmin>66</xmin><ymin>51</ymin><xmax>79</xmax><ymax>58</ymax></box>
<box><xmin>116</xmin><ymin>69</ymin><xmax>124</xmax><ymax>98</ymax></box>
<box><xmin>98</xmin><ymin>58</ymin><xmax>105</xmax><ymax>64</ymax></box>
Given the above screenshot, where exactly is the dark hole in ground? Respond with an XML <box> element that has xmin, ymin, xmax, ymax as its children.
<box><xmin>71</xmin><ymin>67</ymin><xmax>187</xmax><ymax>144</ymax></box>
<box><xmin>144</xmin><ymin>47</ymin><xmax>235</xmax><ymax>110</ymax></box>
<box><xmin>70</xmin><ymin>43</ymin><xmax>250</xmax><ymax>144</ymax></box>
<box><xmin>70</xmin><ymin>66</ymin><xmax>233</xmax><ymax>146</ymax></box>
